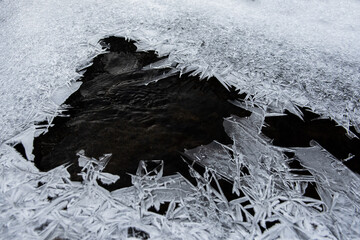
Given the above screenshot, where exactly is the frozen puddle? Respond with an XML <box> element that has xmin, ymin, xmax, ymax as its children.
<box><xmin>32</xmin><ymin>37</ymin><xmax>250</xmax><ymax>190</ymax></box>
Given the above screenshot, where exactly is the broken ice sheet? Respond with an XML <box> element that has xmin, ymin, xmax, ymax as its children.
<box><xmin>184</xmin><ymin>113</ymin><xmax>290</xmax><ymax>187</ymax></box>
<box><xmin>293</xmin><ymin>141</ymin><xmax>360</xmax><ymax>206</ymax></box>
<box><xmin>185</xmin><ymin>141</ymin><xmax>237</xmax><ymax>182</ymax></box>
<box><xmin>1</xmin><ymin>114</ymin><xmax>355</xmax><ymax>239</ymax></box>
<box><xmin>183</xmin><ymin>113</ymin><xmax>342</xmax><ymax>238</ymax></box>
<box><xmin>77</xmin><ymin>150</ymin><xmax>119</xmax><ymax>185</ymax></box>
<box><xmin>51</xmin><ymin>81</ymin><xmax>82</xmax><ymax>106</ymax></box>
<box><xmin>130</xmin><ymin>160</ymin><xmax>195</xmax><ymax>213</ymax></box>
<box><xmin>5</xmin><ymin>126</ymin><xmax>36</xmax><ymax>161</ymax></box>
<box><xmin>293</xmin><ymin>141</ymin><xmax>360</xmax><ymax>239</ymax></box>
<box><xmin>135</xmin><ymin>160</ymin><xmax>164</xmax><ymax>180</ymax></box>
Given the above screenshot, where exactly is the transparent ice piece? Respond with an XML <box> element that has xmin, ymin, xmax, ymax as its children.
<box><xmin>77</xmin><ymin>150</ymin><xmax>119</xmax><ymax>185</ymax></box>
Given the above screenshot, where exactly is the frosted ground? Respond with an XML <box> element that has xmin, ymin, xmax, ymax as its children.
<box><xmin>0</xmin><ymin>0</ymin><xmax>360</xmax><ymax>239</ymax></box>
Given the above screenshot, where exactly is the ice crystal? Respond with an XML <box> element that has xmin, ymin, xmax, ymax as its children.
<box><xmin>1</xmin><ymin>0</ymin><xmax>360</xmax><ymax>239</ymax></box>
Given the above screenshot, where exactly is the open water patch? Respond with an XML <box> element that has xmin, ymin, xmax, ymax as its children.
<box><xmin>31</xmin><ymin>36</ymin><xmax>360</xmax><ymax>193</ymax></box>
<box><xmin>263</xmin><ymin>108</ymin><xmax>360</xmax><ymax>174</ymax></box>
<box><xmin>33</xmin><ymin>37</ymin><xmax>250</xmax><ymax>190</ymax></box>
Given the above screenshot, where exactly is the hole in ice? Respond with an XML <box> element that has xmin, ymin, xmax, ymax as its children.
<box><xmin>127</xmin><ymin>227</ymin><xmax>150</xmax><ymax>240</ymax></box>
<box><xmin>33</xmin><ymin>36</ymin><xmax>250</xmax><ymax>190</ymax></box>
<box><xmin>265</xmin><ymin>220</ymin><xmax>281</xmax><ymax>229</ymax></box>
<box><xmin>37</xmin><ymin>181</ymin><xmax>45</xmax><ymax>187</ymax></box>
<box><xmin>304</xmin><ymin>182</ymin><xmax>321</xmax><ymax>201</ymax></box>
<box><xmin>283</xmin><ymin>151</ymin><xmax>295</xmax><ymax>159</ymax></box>
<box><xmin>263</xmin><ymin>108</ymin><xmax>360</xmax><ymax>174</ymax></box>
<box><xmin>13</xmin><ymin>143</ymin><xmax>27</xmax><ymax>159</ymax></box>
<box><xmin>287</xmin><ymin>159</ymin><xmax>313</xmax><ymax>176</ymax></box>
<box><xmin>239</xmin><ymin>199</ymin><xmax>254</xmax><ymax>216</ymax></box>
<box><xmin>259</xmin><ymin>220</ymin><xmax>282</xmax><ymax>233</ymax></box>
<box><xmin>147</xmin><ymin>202</ymin><xmax>172</xmax><ymax>215</ymax></box>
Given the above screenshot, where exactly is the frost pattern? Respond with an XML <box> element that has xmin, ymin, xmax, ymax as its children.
<box><xmin>1</xmin><ymin>114</ymin><xmax>360</xmax><ymax>239</ymax></box>
<box><xmin>0</xmin><ymin>0</ymin><xmax>360</xmax><ymax>143</ymax></box>
<box><xmin>1</xmin><ymin>0</ymin><xmax>360</xmax><ymax>239</ymax></box>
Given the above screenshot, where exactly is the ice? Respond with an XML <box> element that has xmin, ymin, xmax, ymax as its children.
<box><xmin>130</xmin><ymin>160</ymin><xmax>197</xmax><ymax>217</ymax></box>
<box><xmin>5</xmin><ymin>126</ymin><xmax>35</xmax><ymax>161</ymax></box>
<box><xmin>1</xmin><ymin>0</ymin><xmax>360</xmax><ymax>143</ymax></box>
<box><xmin>50</xmin><ymin>81</ymin><xmax>82</xmax><ymax>106</ymax></box>
<box><xmin>77</xmin><ymin>150</ymin><xmax>119</xmax><ymax>185</ymax></box>
<box><xmin>1</xmin><ymin>127</ymin><xmax>358</xmax><ymax>239</ymax></box>
<box><xmin>184</xmin><ymin>114</ymin><xmax>359</xmax><ymax>238</ymax></box>
<box><xmin>1</xmin><ymin>0</ymin><xmax>360</xmax><ymax>238</ymax></box>
<box><xmin>294</xmin><ymin>141</ymin><xmax>360</xmax><ymax>204</ymax></box>
<box><xmin>293</xmin><ymin>141</ymin><xmax>360</xmax><ymax>238</ymax></box>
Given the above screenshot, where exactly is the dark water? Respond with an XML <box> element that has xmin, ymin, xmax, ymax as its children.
<box><xmin>263</xmin><ymin>109</ymin><xmax>360</xmax><ymax>173</ymax></box>
<box><xmin>33</xmin><ymin>37</ymin><xmax>250</xmax><ymax>190</ymax></box>
<box><xmin>31</xmin><ymin>36</ymin><xmax>359</xmax><ymax>192</ymax></box>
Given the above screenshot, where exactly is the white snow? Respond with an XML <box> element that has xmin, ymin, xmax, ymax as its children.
<box><xmin>1</xmin><ymin>0</ymin><xmax>360</xmax><ymax>239</ymax></box>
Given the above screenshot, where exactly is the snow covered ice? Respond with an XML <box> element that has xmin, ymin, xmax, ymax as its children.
<box><xmin>1</xmin><ymin>0</ymin><xmax>360</xmax><ymax>239</ymax></box>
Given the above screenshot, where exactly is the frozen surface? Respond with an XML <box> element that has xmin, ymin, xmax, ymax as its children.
<box><xmin>186</xmin><ymin>114</ymin><xmax>360</xmax><ymax>238</ymax></box>
<box><xmin>1</xmin><ymin>0</ymin><xmax>360</xmax><ymax>239</ymax></box>
<box><xmin>2</xmin><ymin>114</ymin><xmax>360</xmax><ymax>239</ymax></box>
<box><xmin>1</xmin><ymin>0</ymin><xmax>360</xmax><ymax>143</ymax></box>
